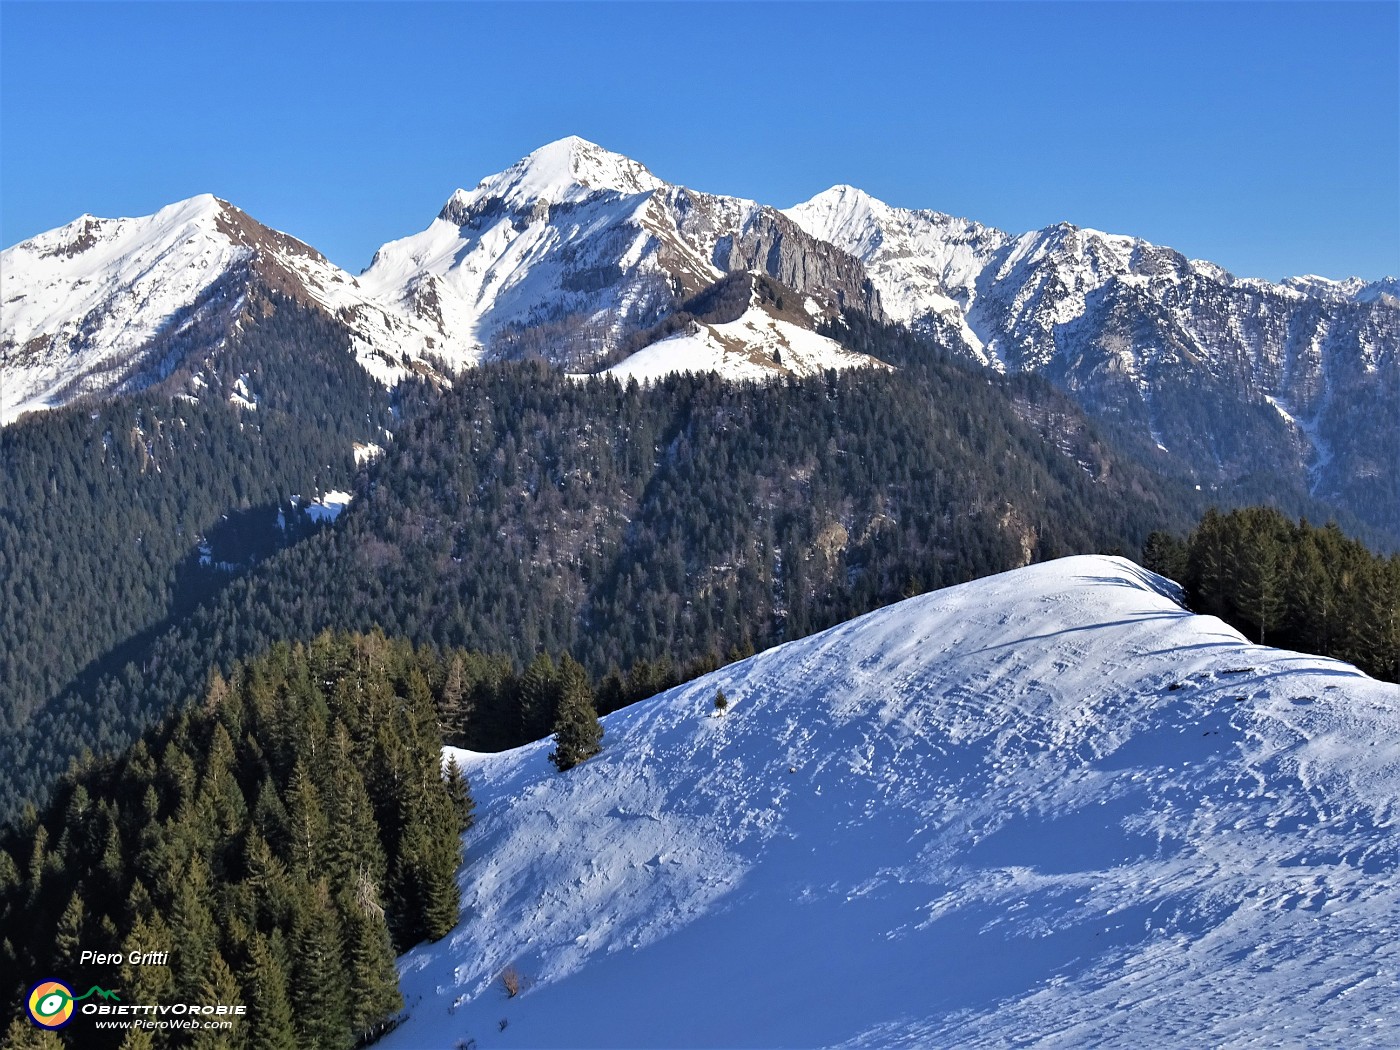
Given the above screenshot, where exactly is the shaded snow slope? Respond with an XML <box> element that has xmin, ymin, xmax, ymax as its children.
<box><xmin>383</xmin><ymin>556</ymin><xmax>1400</xmax><ymax>1049</ymax></box>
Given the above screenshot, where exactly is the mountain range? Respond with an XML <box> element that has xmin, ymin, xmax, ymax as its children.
<box><xmin>4</xmin><ymin>136</ymin><xmax>1396</xmax><ymax>537</ymax></box>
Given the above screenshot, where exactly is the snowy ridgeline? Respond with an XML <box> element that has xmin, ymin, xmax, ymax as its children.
<box><xmin>383</xmin><ymin>555</ymin><xmax>1400</xmax><ymax>1049</ymax></box>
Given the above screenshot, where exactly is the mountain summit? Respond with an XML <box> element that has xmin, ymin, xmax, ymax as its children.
<box><xmin>0</xmin><ymin>193</ymin><xmax>439</xmax><ymax>422</ymax></box>
<box><xmin>357</xmin><ymin>138</ymin><xmax>882</xmax><ymax>372</ymax></box>
<box><xmin>448</xmin><ymin>135</ymin><xmax>666</xmax><ymax>211</ymax></box>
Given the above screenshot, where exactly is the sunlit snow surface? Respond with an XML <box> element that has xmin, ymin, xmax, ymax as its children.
<box><xmin>383</xmin><ymin>556</ymin><xmax>1399</xmax><ymax>1049</ymax></box>
<box><xmin>600</xmin><ymin>311</ymin><xmax>886</xmax><ymax>383</ymax></box>
<box><xmin>302</xmin><ymin>489</ymin><xmax>353</xmax><ymax>523</ymax></box>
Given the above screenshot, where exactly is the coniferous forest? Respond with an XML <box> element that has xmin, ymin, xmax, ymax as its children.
<box><xmin>1</xmin><ymin>305</ymin><xmax>1220</xmax><ymax>818</ymax></box>
<box><xmin>0</xmin><ymin>633</ymin><xmax>469</xmax><ymax>1049</ymax></box>
<box><xmin>1144</xmin><ymin>507</ymin><xmax>1400</xmax><ymax>682</ymax></box>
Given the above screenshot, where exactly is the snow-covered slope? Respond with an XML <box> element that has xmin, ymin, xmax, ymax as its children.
<box><xmin>786</xmin><ymin>185</ymin><xmax>1010</xmax><ymax>366</ymax></box>
<box><xmin>382</xmin><ymin>555</ymin><xmax>1400</xmax><ymax>1049</ymax></box>
<box><xmin>0</xmin><ymin>196</ymin><xmax>249</xmax><ymax>422</ymax></box>
<box><xmin>0</xmin><ymin>194</ymin><xmax>442</xmax><ymax>423</ymax></box>
<box><xmin>600</xmin><ymin>307</ymin><xmax>883</xmax><ymax>384</ymax></box>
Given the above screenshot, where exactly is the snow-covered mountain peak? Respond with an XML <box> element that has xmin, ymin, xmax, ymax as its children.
<box><xmin>382</xmin><ymin>554</ymin><xmax>1400</xmax><ymax>1048</ymax></box>
<box><xmin>787</xmin><ymin>184</ymin><xmax>890</xmax><ymax>258</ymax></box>
<box><xmin>0</xmin><ymin>193</ymin><xmax>449</xmax><ymax>423</ymax></box>
<box><xmin>445</xmin><ymin>136</ymin><xmax>666</xmax><ymax>217</ymax></box>
<box><xmin>1</xmin><ymin>194</ymin><xmax>263</xmax><ymax>421</ymax></box>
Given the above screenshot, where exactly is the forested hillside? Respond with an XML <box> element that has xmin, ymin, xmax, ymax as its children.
<box><xmin>0</xmin><ymin>633</ymin><xmax>468</xmax><ymax>1049</ymax></box>
<box><xmin>0</xmin><ymin>323</ymin><xmax>1203</xmax><ymax>818</ymax></box>
<box><xmin>0</xmin><ymin>292</ymin><xmax>393</xmax><ymax>737</ymax></box>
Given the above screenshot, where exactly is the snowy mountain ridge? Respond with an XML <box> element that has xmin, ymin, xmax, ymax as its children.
<box><xmin>0</xmin><ymin>194</ymin><xmax>443</xmax><ymax>422</ymax></box>
<box><xmin>787</xmin><ymin>180</ymin><xmax>1398</xmax><ymax>531</ymax></box>
<box><xmin>4</xmin><ymin>137</ymin><xmax>1395</xmax><ymax>534</ymax></box>
<box><xmin>357</xmin><ymin>137</ymin><xmax>882</xmax><ymax>373</ymax></box>
<box><xmin>383</xmin><ymin>555</ymin><xmax>1400</xmax><ymax>1049</ymax></box>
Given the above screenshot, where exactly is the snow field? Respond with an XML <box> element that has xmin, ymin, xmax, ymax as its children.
<box><xmin>381</xmin><ymin>556</ymin><xmax>1400</xmax><ymax>1049</ymax></box>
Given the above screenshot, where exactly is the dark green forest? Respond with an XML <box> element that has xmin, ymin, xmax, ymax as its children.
<box><xmin>0</xmin><ymin>295</ymin><xmax>396</xmax><ymax>805</ymax></box>
<box><xmin>1144</xmin><ymin>507</ymin><xmax>1400</xmax><ymax>681</ymax></box>
<box><xmin>1</xmin><ymin>311</ymin><xmax>1210</xmax><ymax>818</ymax></box>
<box><xmin>0</xmin><ymin>632</ymin><xmax>470</xmax><ymax>1049</ymax></box>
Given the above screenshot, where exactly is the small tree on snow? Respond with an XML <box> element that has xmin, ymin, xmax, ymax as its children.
<box><xmin>713</xmin><ymin>688</ymin><xmax>729</xmax><ymax>714</ymax></box>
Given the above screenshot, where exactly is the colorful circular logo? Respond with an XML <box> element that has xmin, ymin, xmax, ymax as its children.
<box><xmin>27</xmin><ymin>979</ymin><xmax>76</xmax><ymax>1029</ymax></box>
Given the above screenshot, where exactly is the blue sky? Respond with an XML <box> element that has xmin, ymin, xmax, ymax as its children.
<box><xmin>3</xmin><ymin>2</ymin><xmax>1396</xmax><ymax>281</ymax></box>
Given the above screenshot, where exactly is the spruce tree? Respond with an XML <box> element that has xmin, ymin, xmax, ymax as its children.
<box><xmin>518</xmin><ymin>652</ymin><xmax>559</xmax><ymax>742</ymax></box>
<box><xmin>548</xmin><ymin>657</ymin><xmax>603</xmax><ymax>772</ymax></box>
<box><xmin>2</xmin><ymin>1016</ymin><xmax>64</xmax><ymax>1049</ymax></box>
<box><xmin>444</xmin><ymin>755</ymin><xmax>475</xmax><ymax>834</ymax></box>
<box><xmin>240</xmin><ymin>934</ymin><xmax>297</xmax><ymax>1050</ymax></box>
<box><xmin>54</xmin><ymin>889</ymin><xmax>85</xmax><ymax>969</ymax></box>
<box><xmin>290</xmin><ymin>878</ymin><xmax>350</xmax><ymax>1049</ymax></box>
<box><xmin>340</xmin><ymin>885</ymin><xmax>404</xmax><ymax>1042</ymax></box>
<box><xmin>192</xmin><ymin>952</ymin><xmax>243</xmax><ymax>1050</ymax></box>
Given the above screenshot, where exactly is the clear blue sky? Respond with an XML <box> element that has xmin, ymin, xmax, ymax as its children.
<box><xmin>3</xmin><ymin>2</ymin><xmax>1397</xmax><ymax>281</ymax></box>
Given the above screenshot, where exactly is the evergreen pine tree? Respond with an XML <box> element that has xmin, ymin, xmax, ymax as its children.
<box><xmin>283</xmin><ymin>760</ymin><xmax>328</xmax><ymax>876</ymax></box>
<box><xmin>518</xmin><ymin>652</ymin><xmax>559</xmax><ymax>743</ymax></box>
<box><xmin>339</xmin><ymin>884</ymin><xmax>404</xmax><ymax>1043</ymax></box>
<box><xmin>2</xmin><ymin>1016</ymin><xmax>64</xmax><ymax>1049</ymax></box>
<box><xmin>548</xmin><ymin>657</ymin><xmax>603</xmax><ymax>772</ymax></box>
<box><xmin>191</xmin><ymin>951</ymin><xmax>243</xmax><ymax>1050</ymax></box>
<box><xmin>168</xmin><ymin>856</ymin><xmax>218</xmax><ymax>1001</ymax></box>
<box><xmin>118</xmin><ymin>1024</ymin><xmax>158</xmax><ymax>1050</ymax></box>
<box><xmin>444</xmin><ymin>755</ymin><xmax>475</xmax><ymax>834</ymax></box>
<box><xmin>1238</xmin><ymin>529</ymin><xmax>1287</xmax><ymax>644</ymax></box>
<box><xmin>240</xmin><ymin>934</ymin><xmax>297</xmax><ymax>1050</ymax></box>
<box><xmin>290</xmin><ymin>878</ymin><xmax>350</xmax><ymax>1050</ymax></box>
<box><xmin>54</xmin><ymin>889</ymin><xmax>85</xmax><ymax>969</ymax></box>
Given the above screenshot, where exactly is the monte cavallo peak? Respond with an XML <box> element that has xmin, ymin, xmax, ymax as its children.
<box><xmin>2</xmin><ymin>138</ymin><xmax>1396</xmax><ymax>535</ymax></box>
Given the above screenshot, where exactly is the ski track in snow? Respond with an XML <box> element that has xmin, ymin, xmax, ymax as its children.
<box><xmin>381</xmin><ymin>556</ymin><xmax>1400</xmax><ymax>1049</ymax></box>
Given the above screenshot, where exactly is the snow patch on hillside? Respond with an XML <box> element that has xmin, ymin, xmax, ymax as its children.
<box><xmin>381</xmin><ymin>556</ymin><xmax>1400</xmax><ymax>1049</ymax></box>
<box><xmin>599</xmin><ymin>309</ymin><xmax>887</xmax><ymax>383</ymax></box>
<box><xmin>302</xmin><ymin>489</ymin><xmax>353</xmax><ymax>523</ymax></box>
